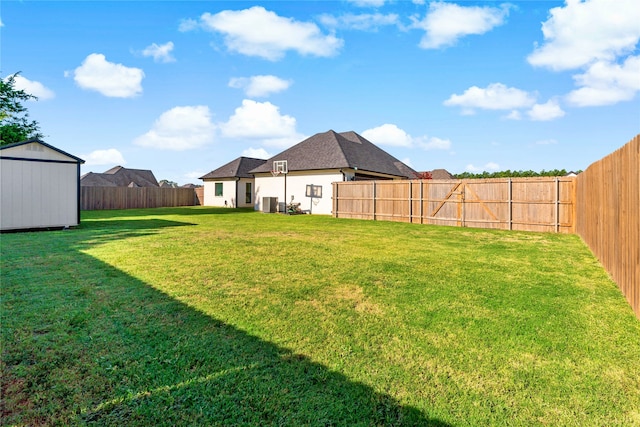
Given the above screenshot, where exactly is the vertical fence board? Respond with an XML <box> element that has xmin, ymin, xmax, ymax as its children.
<box><xmin>576</xmin><ymin>134</ymin><xmax>639</xmax><ymax>319</ymax></box>
<box><xmin>334</xmin><ymin>177</ymin><xmax>576</xmax><ymax>233</ymax></box>
<box><xmin>81</xmin><ymin>187</ymin><xmax>197</xmax><ymax>210</ymax></box>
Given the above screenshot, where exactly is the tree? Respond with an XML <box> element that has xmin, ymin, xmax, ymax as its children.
<box><xmin>1</xmin><ymin>72</ymin><xmax>42</xmax><ymax>146</ymax></box>
<box><xmin>159</xmin><ymin>179</ymin><xmax>178</xmax><ymax>188</ymax></box>
<box><xmin>453</xmin><ymin>169</ymin><xmax>578</xmax><ymax>179</ymax></box>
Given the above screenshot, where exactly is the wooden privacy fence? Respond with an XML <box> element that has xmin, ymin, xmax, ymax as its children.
<box><xmin>333</xmin><ymin>177</ymin><xmax>576</xmax><ymax>233</ymax></box>
<box><xmin>575</xmin><ymin>134</ymin><xmax>639</xmax><ymax>319</ymax></box>
<box><xmin>81</xmin><ymin>187</ymin><xmax>197</xmax><ymax>210</ymax></box>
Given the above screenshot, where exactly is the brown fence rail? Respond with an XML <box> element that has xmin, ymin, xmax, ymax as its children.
<box><xmin>576</xmin><ymin>135</ymin><xmax>639</xmax><ymax>319</ymax></box>
<box><xmin>333</xmin><ymin>177</ymin><xmax>576</xmax><ymax>233</ymax></box>
<box><xmin>81</xmin><ymin>187</ymin><xmax>197</xmax><ymax>210</ymax></box>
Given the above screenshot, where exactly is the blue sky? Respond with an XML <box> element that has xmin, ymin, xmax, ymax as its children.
<box><xmin>2</xmin><ymin>0</ymin><xmax>639</xmax><ymax>184</ymax></box>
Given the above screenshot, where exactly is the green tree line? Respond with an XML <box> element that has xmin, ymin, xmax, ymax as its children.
<box><xmin>454</xmin><ymin>169</ymin><xmax>581</xmax><ymax>179</ymax></box>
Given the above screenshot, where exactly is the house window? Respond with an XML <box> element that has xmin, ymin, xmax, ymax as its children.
<box><xmin>245</xmin><ymin>182</ymin><xmax>252</xmax><ymax>204</ymax></box>
<box><xmin>306</xmin><ymin>184</ymin><xmax>322</xmax><ymax>198</ymax></box>
<box><xmin>215</xmin><ymin>182</ymin><xmax>223</xmax><ymax>197</ymax></box>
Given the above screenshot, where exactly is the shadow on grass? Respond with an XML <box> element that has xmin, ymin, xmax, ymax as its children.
<box><xmin>81</xmin><ymin>206</ymin><xmax>256</xmax><ymax>220</ymax></box>
<box><xmin>2</xmin><ymin>219</ymin><xmax>450</xmax><ymax>426</ymax></box>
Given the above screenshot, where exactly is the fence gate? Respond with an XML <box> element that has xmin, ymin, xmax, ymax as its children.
<box><xmin>425</xmin><ymin>182</ymin><xmax>501</xmax><ymax>228</ymax></box>
<box><xmin>334</xmin><ymin>178</ymin><xmax>575</xmax><ymax>233</ymax></box>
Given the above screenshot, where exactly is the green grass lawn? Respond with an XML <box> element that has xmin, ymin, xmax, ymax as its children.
<box><xmin>2</xmin><ymin>207</ymin><xmax>639</xmax><ymax>426</ymax></box>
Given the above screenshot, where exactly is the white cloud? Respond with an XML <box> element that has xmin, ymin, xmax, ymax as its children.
<box><xmin>413</xmin><ymin>2</ymin><xmax>510</xmax><ymax>49</ymax></box>
<box><xmin>228</xmin><ymin>75</ymin><xmax>292</xmax><ymax>97</ymax></box>
<box><xmin>178</xmin><ymin>18</ymin><xmax>199</xmax><ymax>32</ymax></box>
<box><xmin>220</xmin><ymin>100</ymin><xmax>304</xmax><ymax>148</ymax></box>
<box><xmin>444</xmin><ymin>83</ymin><xmax>536</xmax><ymax>112</ymax></box>
<box><xmin>566</xmin><ymin>55</ymin><xmax>640</xmax><ymax>106</ymax></box>
<box><xmin>418</xmin><ymin>136</ymin><xmax>452</xmax><ymax>151</ymax></box>
<box><xmin>241</xmin><ymin>147</ymin><xmax>272</xmax><ymax>159</ymax></box>
<box><xmin>466</xmin><ymin>162</ymin><xmax>500</xmax><ymax>172</ymax></box>
<box><xmin>319</xmin><ymin>13</ymin><xmax>400</xmax><ymax>31</ymax></box>
<box><xmin>527</xmin><ymin>99</ymin><xmax>566</xmax><ymax>121</ymax></box>
<box><xmin>142</xmin><ymin>41</ymin><xmax>175</xmax><ymax>63</ymax></box>
<box><xmin>200</xmin><ymin>6</ymin><xmax>343</xmax><ymax>61</ymax></box>
<box><xmin>505</xmin><ymin>110</ymin><xmax>522</xmax><ymax>120</ymax></box>
<box><xmin>81</xmin><ymin>148</ymin><xmax>126</xmax><ymax>166</ymax></box>
<box><xmin>11</xmin><ymin>75</ymin><xmax>55</xmax><ymax>100</ymax></box>
<box><xmin>73</xmin><ymin>53</ymin><xmax>144</xmax><ymax>98</ymax></box>
<box><xmin>527</xmin><ymin>0</ymin><xmax>640</xmax><ymax>71</ymax></box>
<box><xmin>362</xmin><ymin>124</ymin><xmax>413</xmax><ymax>147</ymax></box>
<box><xmin>134</xmin><ymin>106</ymin><xmax>216</xmax><ymax>150</ymax></box>
<box><xmin>362</xmin><ymin>123</ymin><xmax>451</xmax><ymax>151</ymax></box>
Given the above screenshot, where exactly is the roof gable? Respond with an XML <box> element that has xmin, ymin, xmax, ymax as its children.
<box><xmin>250</xmin><ymin>130</ymin><xmax>416</xmax><ymax>178</ymax></box>
<box><xmin>0</xmin><ymin>138</ymin><xmax>85</xmax><ymax>164</ymax></box>
<box><xmin>429</xmin><ymin>169</ymin><xmax>455</xmax><ymax>180</ymax></box>
<box><xmin>80</xmin><ymin>166</ymin><xmax>159</xmax><ymax>187</ymax></box>
<box><xmin>200</xmin><ymin>157</ymin><xmax>267</xmax><ymax>180</ymax></box>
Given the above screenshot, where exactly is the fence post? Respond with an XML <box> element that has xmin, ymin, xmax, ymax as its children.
<box><xmin>420</xmin><ymin>180</ymin><xmax>424</xmax><ymax>224</ymax></box>
<box><xmin>555</xmin><ymin>177</ymin><xmax>559</xmax><ymax>233</ymax></box>
<box><xmin>508</xmin><ymin>178</ymin><xmax>512</xmax><ymax>230</ymax></box>
<box><xmin>462</xmin><ymin>183</ymin><xmax>466</xmax><ymax>227</ymax></box>
<box><xmin>332</xmin><ymin>182</ymin><xmax>337</xmax><ymax>217</ymax></box>
<box><xmin>409</xmin><ymin>181</ymin><xmax>413</xmax><ymax>223</ymax></box>
<box><xmin>457</xmin><ymin>183</ymin><xmax>465</xmax><ymax>227</ymax></box>
<box><xmin>372</xmin><ymin>181</ymin><xmax>376</xmax><ymax>220</ymax></box>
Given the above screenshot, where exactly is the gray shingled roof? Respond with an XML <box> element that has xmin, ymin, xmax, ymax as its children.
<box><xmin>250</xmin><ymin>130</ymin><xmax>417</xmax><ymax>178</ymax></box>
<box><xmin>429</xmin><ymin>169</ymin><xmax>455</xmax><ymax>179</ymax></box>
<box><xmin>80</xmin><ymin>172</ymin><xmax>119</xmax><ymax>187</ymax></box>
<box><xmin>200</xmin><ymin>157</ymin><xmax>267</xmax><ymax>180</ymax></box>
<box><xmin>80</xmin><ymin>166</ymin><xmax>159</xmax><ymax>187</ymax></box>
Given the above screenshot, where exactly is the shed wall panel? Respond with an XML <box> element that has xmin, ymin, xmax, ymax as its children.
<box><xmin>1</xmin><ymin>159</ymin><xmax>79</xmax><ymax>230</ymax></box>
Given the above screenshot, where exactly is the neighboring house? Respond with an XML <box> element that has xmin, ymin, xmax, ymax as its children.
<box><xmin>1</xmin><ymin>138</ymin><xmax>85</xmax><ymax>231</ymax></box>
<box><xmin>81</xmin><ymin>166</ymin><xmax>159</xmax><ymax>187</ymax></box>
<box><xmin>200</xmin><ymin>157</ymin><xmax>267</xmax><ymax>208</ymax></box>
<box><xmin>429</xmin><ymin>169</ymin><xmax>455</xmax><ymax>180</ymax></box>
<box><xmin>249</xmin><ymin>130</ymin><xmax>417</xmax><ymax>215</ymax></box>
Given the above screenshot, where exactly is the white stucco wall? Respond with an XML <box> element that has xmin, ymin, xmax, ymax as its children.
<box><xmin>202</xmin><ymin>179</ymin><xmax>236</xmax><ymax>207</ymax></box>
<box><xmin>237</xmin><ymin>178</ymin><xmax>256</xmax><ymax>208</ymax></box>
<box><xmin>255</xmin><ymin>170</ymin><xmax>344</xmax><ymax>215</ymax></box>
<box><xmin>1</xmin><ymin>143</ymin><xmax>80</xmax><ymax>231</ymax></box>
<box><xmin>202</xmin><ymin>178</ymin><xmax>257</xmax><ymax>208</ymax></box>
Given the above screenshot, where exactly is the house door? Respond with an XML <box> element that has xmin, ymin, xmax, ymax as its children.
<box><xmin>245</xmin><ymin>182</ymin><xmax>252</xmax><ymax>204</ymax></box>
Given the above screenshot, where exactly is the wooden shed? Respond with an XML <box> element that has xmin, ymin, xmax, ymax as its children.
<box><xmin>1</xmin><ymin>138</ymin><xmax>85</xmax><ymax>231</ymax></box>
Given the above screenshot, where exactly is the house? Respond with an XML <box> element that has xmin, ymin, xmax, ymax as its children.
<box><xmin>429</xmin><ymin>169</ymin><xmax>455</xmax><ymax>179</ymax></box>
<box><xmin>200</xmin><ymin>157</ymin><xmax>267</xmax><ymax>208</ymax></box>
<box><xmin>1</xmin><ymin>138</ymin><xmax>85</xmax><ymax>231</ymax></box>
<box><xmin>81</xmin><ymin>166</ymin><xmax>159</xmax><ymax>187</ymax></box>
<box><xmin>249</xmin><ymin>130</ymin><xmax>417</xmax><ymax>215</ymax></box>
